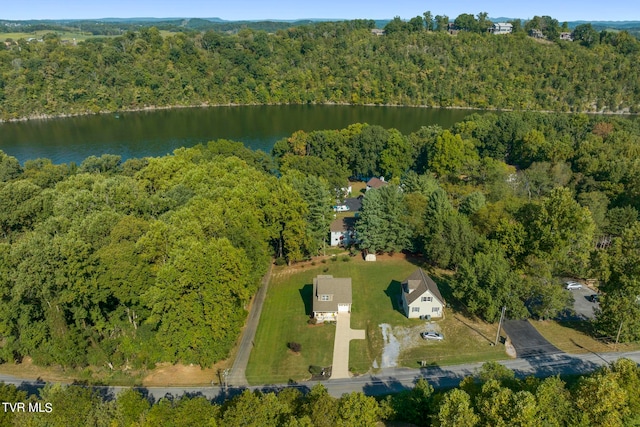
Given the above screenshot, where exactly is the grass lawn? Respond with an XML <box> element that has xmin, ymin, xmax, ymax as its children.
<box><xmin>247</xmin><ymin>255</ymin><xmax>509</xmax><ymax>384</ymax></box>
<box><xmin>398</xmin><ymin>314</ymin><xmax>506</xmax><ymax>368</ymax></box>
<box><xmin>529</xmin><ymin>319</ymin><xmax>640</xmax><ymax>354</ymax></box>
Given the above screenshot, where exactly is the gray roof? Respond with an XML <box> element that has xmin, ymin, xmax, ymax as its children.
<box><xmin>403</xmin><ymin>268</ymin><xmax>445</xmax><ymax>306</ymax></box>
<box><xmin>312</xmin><ymin>275</ymin><xmax>352</xmax><ymax>312</ymax></box>
<box><xmin>330</xmin><ymin>217</ymin><xmax>357</xmax><ymax>232</ymax></box>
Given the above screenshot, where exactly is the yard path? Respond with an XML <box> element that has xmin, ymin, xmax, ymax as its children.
<box><xmin>227</xmin><ymin>262</ymin><xmax>273</xmax><ymax>387</ymax></box>
<box><xmin>330</xmin><ymin>313</ymin><xmax>365</xmax><ymax>379</ymax></box>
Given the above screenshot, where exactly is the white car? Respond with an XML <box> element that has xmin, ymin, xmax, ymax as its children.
<box><xmin>420</xmin><ymin>332</ymin><xmax>444</xmax><ymax>340</ymax></box>
<box><xmin>565</xmin><ymin>281</ymin><xmax>582</xmax><ymax>290</ymax></box>
<box><xmin>333</xmin><ymin>205</ymin><xmax>349</xmax><ymax>212</ymax></box>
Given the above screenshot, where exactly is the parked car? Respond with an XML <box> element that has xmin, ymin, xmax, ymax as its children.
<box><xmin>333</xmin><ymin>205</ymin><xmax>349</xmax><ymax>212</ymax></box>
<box><xmin>565</xmin><ymin>281</ymin><xmax>582</xmax><ymax>290</ymax></box>
<box><xmin>587</xmin><ymin>294</ymin><xmax>600</xmax><ymax>302</ymax></box>
<box><xmin>420</xmin><ymin>332</ymin><xmax>444</xmax><ymax>340</ymax></box>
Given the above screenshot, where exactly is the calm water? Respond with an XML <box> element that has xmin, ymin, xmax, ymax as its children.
<box><xmin>0</xmin><ymin>105</ymin><xmax>483</xmax><ymax>164</ymax></box>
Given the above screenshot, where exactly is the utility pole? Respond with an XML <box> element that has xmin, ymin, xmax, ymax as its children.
<box><xmin>222</xmin><ymin>369</ymin><xmax>230</xmax><ymax>391</ymax></box>
<box><xmin>615</xmin><ymin>320</ymin><xmax>623</xmax><ymax>350</ymax></box>
<box><xmin>495</xmin><ymin>306</ymin><xmax>507</xmax><ymax>346</ymax></box>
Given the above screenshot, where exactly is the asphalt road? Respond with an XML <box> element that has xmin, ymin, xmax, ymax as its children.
<box><xmin>2</xmin><ymin>350</ymin><xmax>639</xmax><ymax>400</ymax></box>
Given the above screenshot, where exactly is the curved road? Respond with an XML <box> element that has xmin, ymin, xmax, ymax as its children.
<box><xmin>2</xmin><ymin>350</ymin><xmax>639</xmax><ymax>400</ymax></box>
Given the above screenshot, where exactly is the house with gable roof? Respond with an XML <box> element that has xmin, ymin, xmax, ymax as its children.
<box><xmin>401</xmin><ymin>268</ymin><xmax>445</xmax><ymax>319</ymax></box>
<box><xmin>312</xmin><ymin>275</ymin><xmax>352</xmax><ymax>322</ymax></box>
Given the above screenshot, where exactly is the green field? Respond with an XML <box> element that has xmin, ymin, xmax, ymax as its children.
<box><xmin>246</xmin><ymin>256</ymin><xmax>507</xmax><ymax>384</ymax></box>
<box><xmin>1</xmin><ymin>30</ymin><xmax>96</xmax><ymax>42</ymax></box>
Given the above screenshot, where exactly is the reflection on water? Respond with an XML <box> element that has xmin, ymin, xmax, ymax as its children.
<box><xmin>0</xmin><ymin>105</ymin><xmax>482</xmax><ymax>164</ymax></box>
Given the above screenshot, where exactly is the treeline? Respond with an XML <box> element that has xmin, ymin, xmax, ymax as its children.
<box><xmin>1</xmin><ymin>359</ymin><xmax>639</xmax><ymax>426</ymax></box>
<box><xmin>0</xmin><ymin>140</ymin><xmax>331</xmax><ymax>369</ymax></box>
<box><xmin>0</xmin><ymin>19</ymin><xmax>322</xmax><ymax>37</ymax></box>
<box><xmin>1</xmin><ymin>18</ymin><xmax>640</xmax><ymax>121</ymax></box>
<box><xmin>272</xmin><ymin>112</ymin><xmax>640</xmax><ymax>341</ymax></box>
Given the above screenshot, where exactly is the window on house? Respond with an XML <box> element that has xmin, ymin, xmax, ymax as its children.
<box><xmin>321</xmin><ymin>295</ymin><xmax>330</xmax><ymax>301</ymax></box>
<box><xmin>421</xmin><ymin>297</ymin><xmax>427</xmax><ymax>302</ymax></box>
<box><xmin>432</xmin><ymin>307</ymin><xmax>440</xmax><ymax>312</ymax></box>
<box><xmin>412</xmin><ymin>307</ymin><xmax>420</xmax><ymax>312</ymax></box>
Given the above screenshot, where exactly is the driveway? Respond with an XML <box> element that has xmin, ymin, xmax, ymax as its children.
<box><xmin>502</xmin><ymin>319</ymin><xmax>561</xmax><ymax>358</ymax></box>
<box><xmin>330</xmin><ymin>313</ymin><xmax>365</xmax><ymax>379</ymax></box>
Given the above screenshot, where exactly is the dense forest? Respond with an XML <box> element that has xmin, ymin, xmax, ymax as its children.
<box><xmin>1</xmin><ymin>111</ymin><xmax>640</xmax><ymax>371</ymax></box>
<box><xmin>1</xmin><ymin>359</ymin><xmax>639</xmax><ymax>426</ymax></box>
<box><xmin>1</xmin><ymin>15</ymin><xmax>640</xmax><ymax>121</ymax></box>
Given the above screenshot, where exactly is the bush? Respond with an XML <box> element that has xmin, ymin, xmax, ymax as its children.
<box><xmin>311</xmin><ymin>261</ymin><xmax>316</xmax><ymax>266</ymax></box>
<box><xmin>309</xmin><ymin>365</ymin><xmax>323</xmax><ymax>375</ymax></box>
<box><xmin>341</xmin><ymin>255</ymin><xmax>350</xmax><ymax>262</ymax></box>
<box><xmin>274</xmin><ymin>257</ymin><xmax>286</xmax><ymax>266</ymax></box>
<box><xmin>287</xmin><ymin>342</ymin><xmax>302</xmax><ymax>352</ymax></box>
<box><xmin>321</xmin><ymin>259</ymin><xmax>327</xmax><ymax>264</ymax></box>
<box><xmin>307</xmin><ymin>317</ymin><xmax>317</xmax><ymax>325</ymax></box>
<box><xmin>330</xmin><ymin>256</ymin><xmax>337</xmax><ymax>262</ymax></box>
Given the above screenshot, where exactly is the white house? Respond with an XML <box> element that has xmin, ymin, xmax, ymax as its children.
<box><xmin>401</xmin><ymin>268</ymin><xmax>445</xmax><ymax>319</ymax></box>
<box><xmin>312</xmin><ymin>275</ymin><xmax>352</xmax><ymax>322</ymax></box>
<box><xmin>330</xmin><ymin>217</ymin><xmax>356</xmax><ymax>247</ymax></box>
<box><xmin>490</xmin><ymin>23</ymin><xmax>513</xmax><ymax>35</ymax></box>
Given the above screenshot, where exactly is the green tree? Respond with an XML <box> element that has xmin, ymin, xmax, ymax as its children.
<box><xmin>337</xmin><ymin>392</ymin><xmax>380</xmax><ymax>426</ymax></box>
<box><xmin>595</xmin><ymin>222</ymin><xmax>640</xmax><ymax>342</ymax></box>
<box><xmin>437</xmin><ymin>388</ymin><xmax>479</xmax><ymax>427</ymax></box>
<box><xmin>454</xmin><ymin>244</ymin><xmax>527</xmax><ymax>322</ymax></box>
<box><xmin>0</xmin><ymin>150</ymin><xmax>22</xmax><ymax>182</ymax></box>
<box><xmin>356</xmin><ymin>185</ymin><xmax>411</xmax><ymax>253</ymax></box>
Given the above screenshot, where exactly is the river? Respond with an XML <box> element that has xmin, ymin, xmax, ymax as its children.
<box><xmin>0</xmin><ymin>105</ymin><xmax>484</xmax><ymax>164</ymax></box>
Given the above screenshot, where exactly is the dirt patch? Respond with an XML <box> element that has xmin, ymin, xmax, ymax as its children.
<box><xmin>142</xmin><ymin>362</ymin><xmax>222</xmax><ymax>387</ymax></box>
<box><xmin>378</xmin><ymin>322</ymin><xmax>441</xmax><ymax>368</ymax></box>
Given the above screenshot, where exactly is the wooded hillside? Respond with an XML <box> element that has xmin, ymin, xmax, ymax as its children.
<box><xmin>1</xmin><ymin>19</ymin><xmax>639</xmax><ymax>121</ymax></box>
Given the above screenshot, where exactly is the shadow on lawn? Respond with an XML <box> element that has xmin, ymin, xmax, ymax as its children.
<box><xmin>384</xmin><ymin>280</ymin><xmax>404</xmax><ymax>315</ymax></box>
<box><xmin>299</xmin><ymin>284</ymin><xmax>313</xmax><ymax>316</ymax></box>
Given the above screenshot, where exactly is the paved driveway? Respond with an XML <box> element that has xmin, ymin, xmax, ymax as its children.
<box><xmin>330</xmin><ymin>313</ymin><xmax>365</xmax><ymax>379</ymax></box>
<box><xmin>567</xmin><ymin>286</ymin><xmax>600</xmax><ymax>320</ymax></box>
<box><xmin>502</xmin><ymin>319</ymin><xmax>562</xmax><ymax>358</ymax></box>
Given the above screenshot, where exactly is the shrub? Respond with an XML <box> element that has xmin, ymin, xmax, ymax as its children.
<box><xmin>288</xmin><ymin>342</ymin><xmax>302</xmax><ymax>352</ymax></box>
<box><xmin>274</xmin><ymin>257</ymin><xmax>286</xmax><ymax>266</ymax></box>
<box><xmin>330</xmin><ymin>256</ymin><xmax>337</xmax><ymax>262</ymax></box>
<box><xmin>311</xmin><ymin>261</ymin><xmax>316</xmax><ymax>266</ymax></box>
<box><xmin>321</xmin><ymin>259</ymin><xmax>327</xmax><ymax>264</ymax></box>
<box><xmin>341</xmin><ymin>255</ymin><xmax>350</xmax><ymax>262</ymax></box>
<box><xmin>309</xmin><ymin>365</ymin><xmax>323</xmax><ymax>375</ymax></box>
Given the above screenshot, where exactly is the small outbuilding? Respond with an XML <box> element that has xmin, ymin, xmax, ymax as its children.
<box><xmin>401</xmin><ymin>268</ymin><xmax>445</xmax><ymax>319</ymax></box>
<box><xmin>312</xmin><ymin>275</ymin><xmax>353</xmax><ymax>322</ymax></box>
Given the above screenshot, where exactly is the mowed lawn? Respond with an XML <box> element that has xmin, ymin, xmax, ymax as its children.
<box><xmin>246</xmin><ymin>255</ymin><xmax>508</xmax><ymax>384</ymax></box>
<box><xmin>530</xmin><ymin>319</ymin><xmax>640</xmax><ymax>354</ymax></box>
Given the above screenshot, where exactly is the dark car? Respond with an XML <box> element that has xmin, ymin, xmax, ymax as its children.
<box><xmin>587</xmin><ymin>294</ymin><xmax>600</xmax><ymax>303</ymax></box>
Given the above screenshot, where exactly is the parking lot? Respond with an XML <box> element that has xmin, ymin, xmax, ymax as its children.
<box><xmin>566</xmin><ymin>285</ymin><xmax>600</xmax><ymax>320</ymax></box>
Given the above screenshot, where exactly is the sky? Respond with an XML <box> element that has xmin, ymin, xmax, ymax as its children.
<box><xmin>1</xmin><ymin>0</ymin><xmax>638</xmax><ymax>22</ymax></box>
